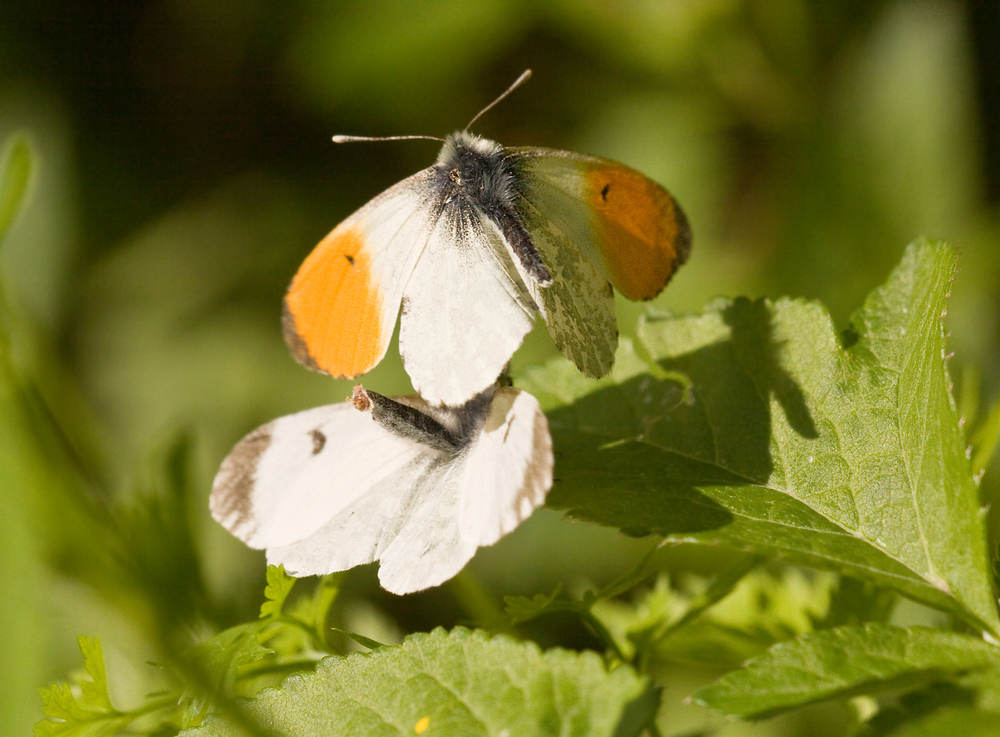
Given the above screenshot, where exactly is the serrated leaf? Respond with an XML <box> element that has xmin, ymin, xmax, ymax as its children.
<box><xmin>521</xmin><ymin>241</ymin><xmax>999</xmax><ymax>633</ymax></box>
<box><xmin>34</xmin><ymin>637</ymin><xmax>132</xmax><ymax>737</ymax></box>
<box><xmin>260</xmin><ymin>564</ymin><xmax>296</xmax><ymax>621</ymax></box>
<box><xmin>181</xmin><ymin>627</ymin><xmax>653</xmax><ymax>737</ymax></box>
<box><xmin>76</xmin><ymin>637</ymin><xmax>114</xmax><ymax>712</ymax></box>
<box><xmin>691</xmin><ymin>624</ymin><xmax>1000</xmax><ymax>718</ymax></box>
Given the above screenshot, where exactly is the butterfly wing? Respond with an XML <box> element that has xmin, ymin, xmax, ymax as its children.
<box><xmin>398</xmin><ymin>203</ymin><xmax>537</xmax><ymax>405</ymax></box>
<box><xmin>515</xmin><ymin>148</ymin><xmax>691</xmax><ymax>300</ymax></box>
<box><xmin>265</xmin><ymin>388</ymin><xmax>552</xmax><ymax>595</ymax></box>
<box><xmin>458</xmin><ymin>387</ymin><xmax>553</xmax><ymax>547</ymax></box>
<box><xmin>282</xmin><ymin>169</ymin><xmax>439</xmax><ymax>379</ymax></box>
<box><xmin>210</xmin><ymin>402</ymin><xmax>427</xmax><ymax>550</ymax></box>
<box><xmin>511</xmin><ymin>148</ymin><xmax>691</xmax><ymax>377</ymax></box>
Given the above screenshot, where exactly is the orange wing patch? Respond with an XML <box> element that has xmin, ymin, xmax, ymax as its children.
<box><xmin>585</xmin><ymin>164</ymin><xmax>692</xmax><ymax>301</ymax></box>
<box><xmin>283</xmin><ymin>225</ymin><xmax>386</xmax><ymax>378</ymax></box>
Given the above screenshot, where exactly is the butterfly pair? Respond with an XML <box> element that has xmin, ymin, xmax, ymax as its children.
<box><xmin>211</xmin><ymin>71</ymin><xmax>691</xmax><ymax>593</ymax></box>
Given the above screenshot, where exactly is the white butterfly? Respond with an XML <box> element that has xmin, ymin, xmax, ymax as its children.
<box><xmin>282</xmin><ymin>70</ymin><xmax>691</xmax><ymax>406</ymax></box>
<box><xmin>210</xmin><ymin>384</ymin><xmax>552</xmax><ymax>594</ymax></box>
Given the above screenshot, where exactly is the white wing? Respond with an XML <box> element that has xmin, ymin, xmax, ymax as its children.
<box><xmin>458</xmin><ymin>387</ymin><xmax>553</xmax><ymax>546</ymax></box>
<box><xmin>399</xmin><ymin>206</ymin><xmax>537</xmax><ymax>406</ymax></box>
<box><xmin>265</xmin><ymin>388</ymin><xmax>553</xmax><ymax>595</ymax></box>
<box><xmin>269</xmin><ymin>457</ymin><xmax>475</xmax><ymax>594</ymax></box>
<box><xmin>282</xmin><ymin>170</ymin><xmax>440</xmax><ymax>380</ymax></box>
<box><xmin>210</xmin><ymin>403</ymin><xmax>427</xmax><ymax>549</ymax></box>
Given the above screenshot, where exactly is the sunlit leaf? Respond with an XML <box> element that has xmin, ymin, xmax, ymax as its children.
<box><xmin>690</xmin><ymin>624</ymin><xmax>1000</xmax><ymax>718</ymax></box>
<box><xmin>260</xmin><ymin>564</ymin><xmax>296</xmax><ymax>621</ymax></box>
<box><xmin>521</xmin><ymin>241</ymin><xmax>999</xmax><ymax>633</ymax></box>
<box><xmin>181</xmin><ymin>627</ymin><xmax>653</xmax><ymax>737</ymax></box>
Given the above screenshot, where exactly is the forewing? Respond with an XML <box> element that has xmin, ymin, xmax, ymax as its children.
<box><xmin>283</xmin><ymin>169</ymin><xmax>438</xmax><ymax>379</ymax></box>
<box><xmin>458</xmin><ymin>388</ymin><xmax>553</xmax><ymax>547</ymax></box>
<box><xmin>210</xmin><ymin>402</ymin><xmax>425</xmax><ymax>549</ymax></box>
<box><xmin>399</xmin><ymin>205</ymin><xmax>536</xmax><ymax>405</ymax></box>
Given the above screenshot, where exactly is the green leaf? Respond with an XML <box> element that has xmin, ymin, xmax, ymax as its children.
<box><xmin>592</xmin><ymin>565</ymin><xmax>836</xmax><ymax>668</ymax></box>
<box><xmin>181</xmin><ymin>627</ymin><xmax>654</xmax><ymax>737</ymax></box>
<box><xmin>690</xmin><ymin>624</ymin><xmax>1000</xmax><ymax>718</ymax></box>
<box><xmin>35</xmin><ymin>637</ymin><xmax>132</xmax><ymax>737</ymax></box>
<box><xmin>0</xmin><ymin>133</ymin><xmax>33</xmax><ymax>245</ymax></box>
<box><xmin>521</xmin><ymin>241</ymin><xmax>999</xmax><ymax>633</ymax></box>
<box><xmin>260</xmin><ymin>564</ymin><xmax>296</xmax><ymax>621</ymax></box>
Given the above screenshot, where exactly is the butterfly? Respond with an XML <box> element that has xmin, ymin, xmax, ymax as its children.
<box><xmin>282</xmin><ymin>70</ymin><xmax>692</xmax><ymax>406</ymax></box>
<box><xmin>210</xmin><ymin>383</ymin><xmax>552</xmax><ymax>595</ymax></box>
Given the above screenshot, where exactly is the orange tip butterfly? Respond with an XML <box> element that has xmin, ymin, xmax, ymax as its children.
<box><xmin>210</xmin><ymin>383</ymin><xmax>552</xmax><ymax>594</ymax></box>
<box><xmin>283</xmin><ymin>70</ymin><xmax>692</xmax><ymax>406</ymax></box>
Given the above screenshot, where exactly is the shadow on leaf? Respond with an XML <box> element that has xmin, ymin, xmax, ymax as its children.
<box><xmin>546</xmin><ymin>297</ymin><xmax>818</xmax><ymax>537</ymax></box>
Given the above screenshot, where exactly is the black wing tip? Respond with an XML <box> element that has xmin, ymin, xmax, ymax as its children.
<box><xmin>640</xmin><ymin>196</ymin><xmax>694</xmax><ymax>302</ymax></box>
<box><xmin>281</xmin><ymin>298</ymin><xmax>323</xmax><ymax>373</ymax></box>
<box><xmin>671</xmin><ymin>197</ymin><xmax>693</xmax><ymax>268</ymax></box>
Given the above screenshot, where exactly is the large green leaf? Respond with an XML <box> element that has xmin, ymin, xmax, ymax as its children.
<box><xmin>182</xmin><ymin>627</ymin><xmax>653</xmax><ymax>737</ymax></box>
<box><xmin>690</xmin><ymin>624</ymin><xmax>1000</xmax><ymax>718</ymax></box>
<box><xmin>520</xmin><ymin>241</ymin><xmax>998</xmax><ymax>633</ymax></box>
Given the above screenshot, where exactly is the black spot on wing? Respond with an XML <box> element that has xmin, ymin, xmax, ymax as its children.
<box><xmin>345</xmin><ymin>254</ymin><xmax>355</xmax><ymax>265</ymax></box>
<box><xmin>310</xmin><ymin>428</ymin><xmax>326</xmax><ymax>455</ymax></box>
<box><xmin>601</xmin><ymin>183</ymin><xmax>610</xmax><ymax>201</ymax></box>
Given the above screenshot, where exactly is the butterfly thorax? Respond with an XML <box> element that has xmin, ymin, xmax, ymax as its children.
<box><xmin>435</xmin><ymin>131</ymin><xmax>517</xmax><ymax>208</ymax></box>
<box><xmin>434</xmin><ymin>131</ymin><xmax>551</xmax><ymax>284</ymax></box>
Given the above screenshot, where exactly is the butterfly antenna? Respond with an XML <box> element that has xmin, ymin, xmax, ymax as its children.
<box><xmin>332</xmin><ymin>134</ymin><xmax>445</xmax><ymax>144</ymax></box>
<box><xmin>464</xmin><ymin>69</ymin><xmax>532</xmax><ymax>130</ymax></box>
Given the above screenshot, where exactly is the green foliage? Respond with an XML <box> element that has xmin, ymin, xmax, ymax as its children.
<box><xmin>35</xmin><ymin>637</ymin><xmax>131</xmax><ymax>737</ymax></box>
<box><xmin>182</xmin><ymin>628</ymin><xmax>654</xmax><ymax>737</ymax></box>
<box><xmin>33</xmin><ymin>241</ymin><xmax>1000</xmax><ymax>736</ymax></box>
<box><xmin>6</xmin><ymin>3</ymin><xmax>1000</xmax><ymax>735</ymax></box>
<box><xmin>691</xmin><ymin>625</ymin><xmax>1000</xmax><ymax>719</ymax></box>
<box><xmin>521</xmin><ymin>240</ymin><xmax>998</xmax><ymax>634</ymax></box>
<box><xmin>259</xmin><ymin>565</ymin><xmax>296</xmax><ymax>621</ymax></box>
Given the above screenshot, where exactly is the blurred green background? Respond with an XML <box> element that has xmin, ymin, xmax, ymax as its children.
<box><xmin>3</xmin><ymin>1</ymin><xmax>999</xmax><ymax>734</ymax></box>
